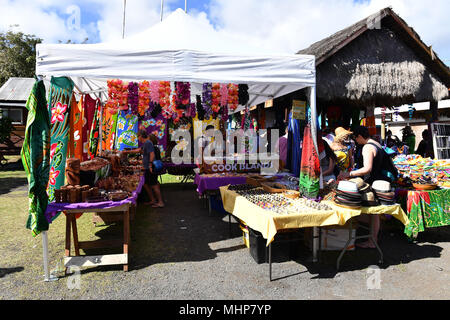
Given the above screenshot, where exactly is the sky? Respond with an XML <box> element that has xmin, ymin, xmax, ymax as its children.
<box><xmin>0</xmin><ymin>0</ymin><xmax>449</xmax><ymax>63</ymax></box>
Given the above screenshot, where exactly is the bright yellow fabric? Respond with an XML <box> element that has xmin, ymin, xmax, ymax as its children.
<box><xmin>220</xmin><ymin>187</ymin><xmax>409</xmax><ymax>246</ymax></box>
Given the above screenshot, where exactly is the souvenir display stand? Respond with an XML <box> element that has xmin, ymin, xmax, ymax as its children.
<box><xmin>393</xmin><ymin>154</ymin><xmax>450</xmax><ymax>239</ymax></box>
<box><xmin>220</xmin><ymin>185</ymin><xmax>409</xmax><ymax>279</ymax></box>
<box><xmin>31</xmin><ymin>9</ymin><xmax>318</xmax><ymax>280</ymax></box>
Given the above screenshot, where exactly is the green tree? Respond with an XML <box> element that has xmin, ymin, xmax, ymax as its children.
<box><xmin>0</xmin><ymin>30</ymin><xmax>42</xmax><ymax>87</ymax></box>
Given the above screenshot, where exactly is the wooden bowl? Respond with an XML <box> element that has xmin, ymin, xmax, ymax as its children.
<box><xmin>282</xmin><ymin>190</ymin><xmax>300</xmax><ymax>199</ymax></box>
<box><xmin>412</xmin><ymin>183</ymin><xmax>437</xmax><ymax>191</ymax></box>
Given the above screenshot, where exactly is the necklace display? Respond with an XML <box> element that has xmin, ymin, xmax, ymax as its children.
<box><xmin>231</xmin><ymin>185</ymin><xmax>333</xmax><ymax>215</ymax></box>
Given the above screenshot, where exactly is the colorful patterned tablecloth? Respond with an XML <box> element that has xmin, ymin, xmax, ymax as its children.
<box><xmin>398</xmin><ymin>188</ymin><xmax>450</xmax><ymax>239</ymax></box>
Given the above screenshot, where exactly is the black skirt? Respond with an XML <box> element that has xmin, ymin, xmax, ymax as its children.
<box><xmin>144</xmin><ymin>169</ymin><xmax>158</xmax><ymax>186</ymax></box>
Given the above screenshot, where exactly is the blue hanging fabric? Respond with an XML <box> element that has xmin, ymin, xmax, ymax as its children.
<box><xmin>287</xmin><ymin>111</ymin><xmax>302</xmax><ymax>177</ymax></box>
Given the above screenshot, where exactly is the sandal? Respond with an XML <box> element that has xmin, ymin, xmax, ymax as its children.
<box><xmin>356</xmin><ymin>241</ymin><xmax>376</xmax><ymax>249</ymax></box>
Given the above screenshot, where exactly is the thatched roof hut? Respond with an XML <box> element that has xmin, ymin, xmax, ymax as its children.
<box><xmin>297</xmin><ymin>7</ymin><xmax>450</xmax><ymax>109</ymax></box>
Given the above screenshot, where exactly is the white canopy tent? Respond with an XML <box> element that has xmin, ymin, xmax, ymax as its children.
<box><xmin>35</xmin><ymin>9</ymin><xmax>320</xmax><ymax>280</ymax></box>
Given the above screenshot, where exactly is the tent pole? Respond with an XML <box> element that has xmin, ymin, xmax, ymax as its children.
<box><xmin>122</xmin><ymin>0</ymin><xmax>127</xmax><ymax>39</ymax></box>
<box><xmin>160</xmin><ymin>0</ymin><xmax>164</xmax><ymax>21</ymax></box>
<box><xmin>42</xmin><ymin>231</ymin><xmax>57</xmax><ymax>281</ymax></box>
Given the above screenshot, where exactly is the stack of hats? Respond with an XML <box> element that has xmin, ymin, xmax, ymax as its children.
<box><xmin>334</xmin><ymin>181</ymin><xmax>362</xmax><ymax>208</ymax></box>
<box><xmin>372</xmin><ymin>180</ymin><xmax>396</xmax><ymax>205</ymax></box>
<box><xmin>349</xmin><ymin>178</ymin><xmax>379</xmax><ymax>207</ymax></box>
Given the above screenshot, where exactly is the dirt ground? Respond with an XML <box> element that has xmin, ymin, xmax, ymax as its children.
<box><xmin>0</xmin><ymin>172</ymin><xmax>449</xmax><ymax>300</ymax></box>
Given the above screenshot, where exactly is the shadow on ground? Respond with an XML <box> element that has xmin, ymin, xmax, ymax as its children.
<box><xmin>0</xmin><ymin>176</ymin><xmax>27</xmax><ymax>195</ymax></box>
<box><xmin>72</xmin><ymin>182</ymin><xmax>244</xmax><ymax>275</ymax></box>
<box><xmin>0</xmin><ymin>267</ymin><xmax>24</xmax><ymax>278</ymax></box>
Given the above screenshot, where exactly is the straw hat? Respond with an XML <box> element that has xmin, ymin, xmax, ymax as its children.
<box><xmin>372</xmin><ymin>180</ymin><xmax>391</xmax><ymax>193</ymax></box>
<box><xmin>334</xmin><ymin>127</ymin><xmax>353</xmax><ymax>141</ymax></box>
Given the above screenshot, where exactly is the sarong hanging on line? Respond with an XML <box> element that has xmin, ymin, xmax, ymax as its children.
<box><xmin>47</xmin><ymin>76</ymin><xmax>74</xmax><ymax>211</ymax></box>
<box><xmin>21</xmin><ymin>78</ymin><xmax>51</xmax><ymax>237</ymax></box>
<box><xmin>140</xmin><ymin>111</ymin><xmax>168</xmax><ymax>158</ymax></box>
<box><xmin>115</xmin><ymin>110</ymin><xmax>139</xmax><ymax>150</ymax></box>
<box><xmin>298</xmin><ymin>124</ymin><xmax>321</xmax><ymax>199</ymax></box>
<box><xmin>98</xmin><ymin>108</ymin><xmax>119</xmax><ymax>153</ymax></box>
<box><xmin>81</xmin><ymin>94</ymin><xmax>96</xmax><ymax>161</ymax></box>
<box><xmin>88</xmin><ymin>100</ymin><xmax>101</xmax><ymax>159</ymax></box>
<box><xmin>70</xmin><ymin>95</ymin><xmax>84</xmax><ymax>160</ymax></box>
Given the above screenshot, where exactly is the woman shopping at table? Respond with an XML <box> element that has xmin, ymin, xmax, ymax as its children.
<box><xmin>338</xmin><ymin>126</ymin><xmax>398</xmax><ymax>248</ymax></box>
<box><xmin>123</xmin><ymin>130</ymin><xmax>165</xmax><ymax>208</ymax></box>
<box><xmin>330</xmin><ymin>127</ymin><xmax>354</xmax><ymax>178</ymax></box>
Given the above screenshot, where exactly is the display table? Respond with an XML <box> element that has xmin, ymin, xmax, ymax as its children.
<box><xmin>220</xmin><ymin>186</ymin><xmax>409</xmax><ymax>246</ymax></box>
<box><xmin>396</xmin><ymin>188</ymin><xmax>450</xmax><ymax>239</ymax></box>
<box><xmin>194</xmin><ymin>173</ymin><xmax>248</xmax><ymax>195</ymax></box>
<box><xmin>46</xmin><ymin>176</ymin><xmax>145</xmax><ymax>272</ymax></box>
<box><xmin>220</xmin><ymin>186</ymin><xmax>409</xmax><ymax>277</ymax></box>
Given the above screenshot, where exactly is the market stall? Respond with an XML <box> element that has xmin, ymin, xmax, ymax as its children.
<box><xmin>28</xmin><ymin>9</ymin><xmax>317</xmax><ymax>280</ymax></box>
<box><xmin>220</xmin><ymin>180</ymin><xmax>409</xmax><ymax>278</ymax></box>
<box><xmin>393</xmin><ymin>154</ymin><xmax>450</xmax><ymax>239</ymax></box>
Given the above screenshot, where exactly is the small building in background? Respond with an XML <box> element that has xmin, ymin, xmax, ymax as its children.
<box><xmin>0</xmin><ymin>77</ymin><xmax>36</xmax><ymax>155</ymax></box>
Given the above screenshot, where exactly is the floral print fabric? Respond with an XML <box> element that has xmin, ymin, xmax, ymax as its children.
<box><xmin>47</xmin><ymin>76</ymin><xmax>74</xmax><ymax>209</ymax></box>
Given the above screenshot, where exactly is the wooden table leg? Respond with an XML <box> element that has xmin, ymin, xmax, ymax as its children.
<box><xmin>65</xmin><ymin>213</ymin><xmax>71</xmax><ymax>257</ymax></box>
<box><xmin>123</xmin><ymin>208</ymin><xmax>130</xmax><ymax>272</ymax></box>
<box><xmin>71</xmin><ymin>213</ymin><xmax>80</xmax><ymax>256</ymax></box>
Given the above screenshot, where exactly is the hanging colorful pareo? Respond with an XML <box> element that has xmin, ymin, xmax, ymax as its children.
<box><xmin>47</xmin><ymin>76</ymin><xmax>74</xmax><ymax>204</ymax></box>
<box><xmin>298</xmin><ymin>124</ymin><xmax>321</xmax><ymax>199</ymax></box>
<box><xmin>140</xmin><ymin>111</ymin><xmax>168</xmax><ymax>159</ymax></box>
<box><xmin>115</xmin><ymin>110</ymin><xmax>139</xmax><ymax>150</ymax></box>
<box><xmin>227</xmin><ymin>84</ymin><xmax>239</xmax><ymax>111</ymax></box>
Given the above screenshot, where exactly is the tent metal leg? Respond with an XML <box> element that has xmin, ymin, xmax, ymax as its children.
<box><xmin>336</xmin><ymin>220</ymin><xmax>354</xmax><ymax>271</ymax></box>
<box><xmin>42</xmin><ymin>231</ymin><xmax>58</xmax><ymax>282</ymax></box>
<box><xmin>312</xmin><ymin>227</ymin><xmax>319</xmax><ymax>262</ymax></box>
<box><xmin>269</xmin><ymin>242</ymin><xmax>272</xmax><ymax>281</ymax></box>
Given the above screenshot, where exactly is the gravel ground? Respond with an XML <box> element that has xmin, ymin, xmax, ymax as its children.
<box><xmin>1</xmin><ymin>181</ymin><xmax>449</xmax><ymax>300</ymax></box>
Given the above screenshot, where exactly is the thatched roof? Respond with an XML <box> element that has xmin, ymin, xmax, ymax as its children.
<box><xmin>298</xmin><ymin>7</ymin><xmax>450</xmax><ymax>108</ymax></box>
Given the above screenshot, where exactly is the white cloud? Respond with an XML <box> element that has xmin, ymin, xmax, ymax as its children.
<box><xmin>208</xmin><ymin>0</ymin><xmax>450</xmax><ymax>59</ymax></box>
<box><xmin>1</xmin><ymin>0</ymin><xmax>449</xmax><ymax>62</ymax></box>
<box><xmin>0</xmin><ymin>0</ymin><xmax>91</xmax><ymax>43</ymax></box>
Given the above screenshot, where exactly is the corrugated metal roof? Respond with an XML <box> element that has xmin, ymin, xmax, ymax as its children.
<box><xmin>0</xmin><ymin>77</ymin><xmax>36</xmax><ymax>102</ymax></box>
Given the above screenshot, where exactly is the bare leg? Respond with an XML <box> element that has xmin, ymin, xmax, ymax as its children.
<box><xmin>151</xmin><ymin>183</ymin><xmax>165</xmax><ymax>207</ymax></box>
<box><xmin>357</xmin><ymin>215</ymin><xmax>380</xmax><ymax>248</ymax></box>
<box><xmin>143</xmin><ymin>184</ymin><xmax>156</xmax><ymax>204</ymax></box>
